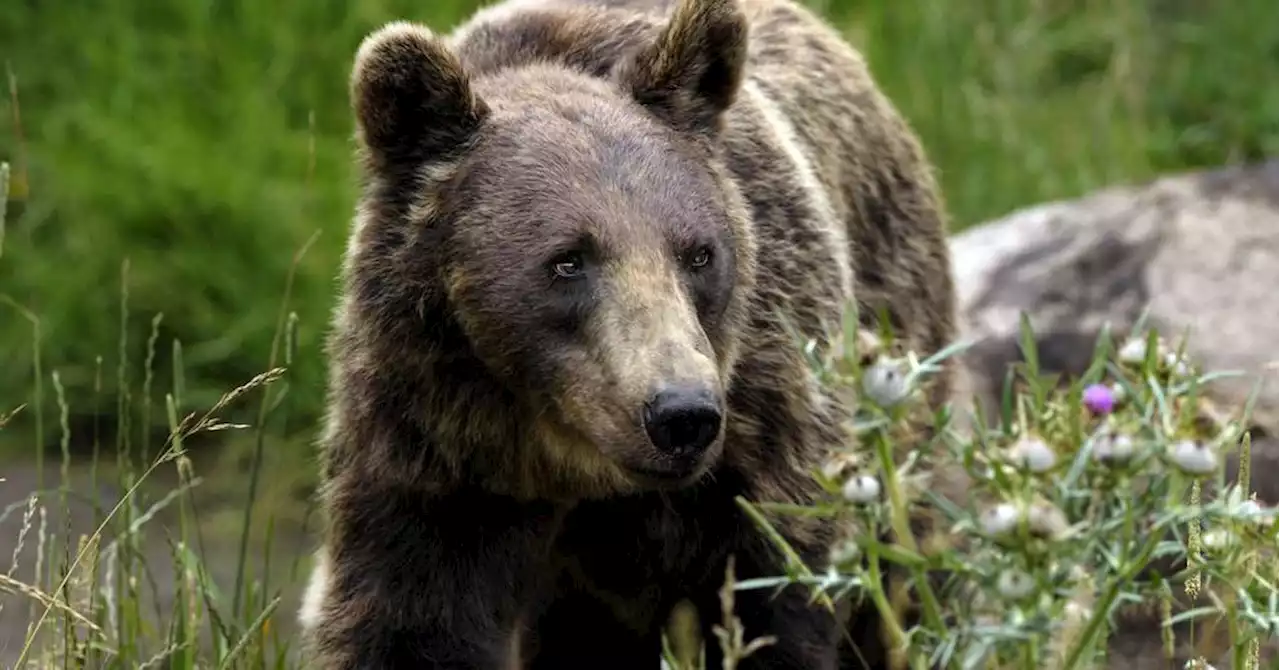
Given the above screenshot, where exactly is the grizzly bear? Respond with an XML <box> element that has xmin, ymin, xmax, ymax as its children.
<box><xmin>298</xmin><ymin>0</ymin><xmax>956</xmax><ymax>667</ymax></box>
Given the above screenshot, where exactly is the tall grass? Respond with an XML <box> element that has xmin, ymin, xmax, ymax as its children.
<box><xmin>1</xmin><ymin>0</ymin><xmax>1275</xmax><ymax>466</ymax></box>
<box><xmin>0</xmin><ymin>0</ymin><xmax>1276</xmax><ymax>666</ymax></box>
<box><xmin>3</xmin><ymin>160</ymin><xmax>1278</xmax><ymax>670</ymax></box>
<box><xmin>1</xmin><ymin>184</ymin><xmax>317</xmax><ymax>666</ymax></box>
<box><xmin>3</xmin><ymin>229</ymin><xmax>1275</xmax><ymax>668</ymax></box>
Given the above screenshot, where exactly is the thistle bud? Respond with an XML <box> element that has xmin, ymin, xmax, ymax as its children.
<box><xmin>842</xmin><ymin>475</ymin><xmax>882</xmax><ymax>504</ymax></box>
<box><xmin>1167</xmin><ymin>439</ymin><xmax>1217</xmax><ymax>476</ymax></box>
<box><xmin>1006</xmin><ymin>435</ymin><xmax>1057</xmax><ymax>473</ymax></box>
<box><xmin>861</xmin><ymin>356</ymin><xmax>911</xmax><ymax>408</ymax></box>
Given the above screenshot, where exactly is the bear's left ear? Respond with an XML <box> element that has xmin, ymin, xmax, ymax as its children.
<box><xmin>351</xmin><ymin>21</ymin><xmax>489</xmax><ymax>173</ymax></box>
<box><xmin>616</xmin><ymin>0</ymin><xmax>749</xmax><ymax>137</ymax></box>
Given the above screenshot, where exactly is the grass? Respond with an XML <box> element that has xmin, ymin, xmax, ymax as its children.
<box><xmin>0</xmin><ymin>191</ymin><xmax>313</xmax><ymax>666</ymax></box>
<box><xmin>0</xmin><ymin>0</ymin><xmax>1276</xmax><ymax>469</ymax></box>
<box><xmin>2</xmin><ymin>224</ymin><xmax>1276</xmax><ymax>667</ymax></box>
<box><xmin>0</xmin><ymin>0</ymin><xmax>1277</xmax><ymax>665</ymax></box>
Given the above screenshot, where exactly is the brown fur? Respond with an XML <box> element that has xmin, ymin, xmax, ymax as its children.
<box><xmin>301</xmin><ymin>0</ymin><xmax>956</xmax><ymax>667</ymax></box>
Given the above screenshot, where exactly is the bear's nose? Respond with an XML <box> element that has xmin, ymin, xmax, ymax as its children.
<box><xmin>642</xmin><ymin>386</ymin><xmax>723</xmax><ymax>457</ymax></box>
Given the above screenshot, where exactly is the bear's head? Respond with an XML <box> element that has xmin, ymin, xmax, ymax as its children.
<box><xmin>345</xmin><ymin>0</ymin><xmax>757</xmax><ymax>494</ymax></box>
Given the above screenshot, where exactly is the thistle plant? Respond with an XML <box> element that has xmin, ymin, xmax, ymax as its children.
<box><xmin>735</xmin><ymin>309</ymin><xmax>1279</xmax><ymax>670</ymax></box>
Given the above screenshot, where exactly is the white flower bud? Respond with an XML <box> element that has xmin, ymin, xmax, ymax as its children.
<box><xmin>1109</xmin><ymin>382</ymin><xmax>1127</xmax><ymax>403</ymax></box>
<box><xmin>996</xmin><ymin>569</ymin><xmax>1036</xmax><ymax>600</ymax></box>
<box><xmin>1237</xmin><ymin>500</ymin><xmax>1277</xmax><ymax>530</ymax></box>
<box><xmin>828</xmin><ymin>539</ymin><xmax>859</xmax><ymax>565</ymax></box>
<box><xmin>1093</xmin><ymin>432</ymin><xmax>1137</xmax><ymax>465</ymax></box>
<box><xmin>1201</xmin><ymin>528</ymin><xmax>1236</xmax><ymax>552</ymax></box>
<box><xmin>1007</xmin><ymin>435</ymin><xmax>1057</xmax><ymax>473</ymax></box>
<box><xmin>861</xmin><ymin>356</ymin><xmax>911</xmax><ymax>408</ymax></box>
<box><xmin>1027</xmin><ymin>501</ymin><xmax>1069</xmax><ymax>538</ymax></box>
<box><xmin>1167</xmin><ymin>439</ymin><xmax>1217</xmax><ymax>476</ymax></box>
<box><xmin>980</xmin><ymin>503</ymin><xmax>1020</xmax><ymax>537</ymax></box>
<box><xmin>1162</xmin><ymin>352</ymin><xmax>1193</xmax><ymax>378</ymax></box>
<box><xmin>842</xmin><ymin>475</ymin><xmax>881</xmax><ymax>504</ymax></box>
<box><xmin>1118</xmin><ymin>338</ymin><xmax>1149</xmax><ymax>364</ymax></box>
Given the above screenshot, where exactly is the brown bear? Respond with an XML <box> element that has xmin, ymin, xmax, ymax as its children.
<box><xmin>298</xmin><ymin>0</ymin><xmax>957</xmax><ymax>667</ymax></box>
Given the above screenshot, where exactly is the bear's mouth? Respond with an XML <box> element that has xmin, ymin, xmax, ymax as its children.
<box><xmin>622</xmin><ymin>460</ymin><xmax>711</xmax><ymax>489</ymax></box>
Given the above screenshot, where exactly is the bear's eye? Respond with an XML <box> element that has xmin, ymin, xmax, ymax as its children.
<box><xmin>688</xmin><ymin>246</ymin><xmax>713</xmax><ymax>270</ymax></box>
<box><xmin>550</xmin><ymin>252</ymin><xmax>586</xmax><ymax>280</ymax></box>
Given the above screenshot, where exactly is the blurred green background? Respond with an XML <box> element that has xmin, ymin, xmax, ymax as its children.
<box><xmin>1</xmin><ymin>0</ymin><xmax>1277</xmax><ymax>490</ymax></box>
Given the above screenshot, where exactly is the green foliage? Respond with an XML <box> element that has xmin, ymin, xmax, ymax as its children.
<box><xmin>723</xmin><ymin>313</ymin><xmax>1279</xmax><ymax>670</ymax></box>
<box><xmin>0</xmin><ymin>0</ymin><xmax>1277</xmax><ymax>664</ymax></box>
<box><xmin>1</xmin><ymin>0</ymin><xmax>1275</xmax><ymax>459</ymax></box>
<box><xmin>0</xmin><ymin>199</ymin><xmax>309</xmax><ymax>666</ymax></box>
<box><xmin>833</xmin><ymin>0</ymin><xmax>1279</xmax><ymax>225</ymax></box>
<box><xmin>5</xmin><ymin>286</ymin><xmax>1276</xmax><ymax>668</ymax></box>
<box><xmin>0</xmin><ymin>0</ymin><xmax>492</xmax><ymax>453</ymax></box>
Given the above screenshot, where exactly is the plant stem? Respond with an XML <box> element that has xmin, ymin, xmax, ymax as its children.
<box><xmin>1060</xmin><ymin>497</ymin><xmax>1178</xmax><ymax>669</ymax></box>
<box><xmin>864</xmin><ymin>547</ymin><xmax>910</xmax><ymax>661</ymax></box>
<box><xmin>232</xmin><ymin>230</ymin><xmax>319</xmax><ymax>620</ymax></box>
<box><xmin>872</xmin><ymin>426</ymin><xmax>949</xmax><ymax>646</ymax></box>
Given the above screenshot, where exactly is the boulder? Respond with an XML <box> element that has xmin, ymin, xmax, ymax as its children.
<box><xmin>950</xmin><ymin>159</ymin><xmax>1279</xmax><ymax>503</ymax></box>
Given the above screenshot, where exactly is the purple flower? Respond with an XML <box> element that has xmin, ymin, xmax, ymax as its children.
<box><xmin>1082</xmin><ymin>383</ymin><xmax>1115</xmax><ymax>414</ymax></box>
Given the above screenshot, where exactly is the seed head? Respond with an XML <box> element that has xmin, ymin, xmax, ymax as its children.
<box><xmin>1201</xmin><ymin>528</ymin><xmax>1237</xmax><ymax>553</ymax></box>
<box><xmin>861</xmin><ymin>356</ymin><xmax>911</xmax><ymax>408</ymax></box>
<box><xmin>1118</xmin><ymin>338</ymin><xmax>1150</xmax><ymax>365</ymax></box>
<box><xmin>1093</xmin><ymin>432</ymin><xmax>1137</xmax><ymax>465</ymax></box>
<box><xmin>1026</xmin><ymin>500</ymin><xmax>1069</xmax><ymax>539</ymax></box>
<box><xmin>979</xmin><ymin>503</ymin><xmax>1020</xmax><ymax>537</ymax></box>
<box><xmin>1163</xmin><ymin>352</ymin><xmax>1193</xmax><ymax>378</ymax></box>
<box><xmin>1167</xmin><ymin>439</ymin><xmax>1218</xmax><ymax>476</ymax></box>
<box><xmin>842</xmin><ymin>474</ymin><xmax>882</xmax><ymax>504</ymax></box>
<box><xmin>1108</xmin><ymin>382</ymin><xmax>1127</xmax><ymax>404</ymax></box>
<box><xmin>1238</xmin><ymin>499</ymin><xmax>1278</xmax><ymax>531</ymax></box>
<box><xmin>828</xmin><ymin>538</ymin><xmax>859</xmax><ymax>565</ymax></box>
<box><xmin>996</xmin><ymin>569</ymin><xmax>1036</xmax><ymax>601</ymax></box>
<box><xmin>1006</xmin><ymin>435</ymin><xmax>1057</xmax><ymax>473</ymax></box>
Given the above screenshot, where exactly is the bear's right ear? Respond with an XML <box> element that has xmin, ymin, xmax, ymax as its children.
<box><xmin>351</xmin><ymin>21</ymin><xmax>489</xmax><ymax>171</ymax></box>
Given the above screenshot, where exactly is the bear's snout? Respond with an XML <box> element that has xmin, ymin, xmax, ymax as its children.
<box><xmin>642</xmin><ymin>385</ymin><xmax>723</xmax><ymax>458</ymax></box>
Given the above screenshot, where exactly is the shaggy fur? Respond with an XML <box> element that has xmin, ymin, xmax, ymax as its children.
<box><xmin>300</xmin><ymin>0</ymin><xmax>956</xmax><ymax>667</ymax></box>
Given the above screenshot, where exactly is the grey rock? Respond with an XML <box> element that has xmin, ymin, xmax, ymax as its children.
<box><xmin>950</xmin><ymin>159</ymin><xmax>1279</xmax><ymax>503</ymax></box>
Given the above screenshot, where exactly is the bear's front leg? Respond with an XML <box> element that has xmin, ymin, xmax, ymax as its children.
<box><xmin>701</xmin><ymin>524</ymin><xmax>843</xmax><ymax>670</ymax></box>
<box><xmin>306</xmin><ymin>483</ymin><xmax>560</xmax><ymax>670</ymax></box>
